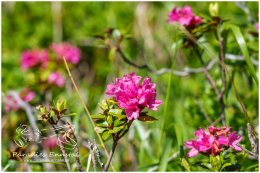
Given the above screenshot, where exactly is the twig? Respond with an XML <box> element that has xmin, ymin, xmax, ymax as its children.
<box><xmin>104</xmin><ymin>140</ymin><xmax>118</xmax><ymax>171</ymax></box>
<box><xmin>218</xmin><ymin>36</ymin><xmax>227</xmax><ymax>126</ymax></box>
<box><xmin>86</xmin><ymin>154</ymin><xmax>92</xmax><ymax>172</ymax></box>
<box><xmin>8</xmin><ymin>91</ymin><xmax>38</xmax><ymax>136</ymax></box>
<box><xmin>51</xmin><ymin>123</ymin><xmax>71</xmax><ymax>171</ymax></box>
<box><xmin>63</xmin><ymin>56</ymin><xmax>115</xmax><ymax>171</ymax></box>
<box><xmin>246</xmin><ymin>123</ymin><xmax>258</xmax><ymax>160</ymax></box>
<box><xmin>68</xmin><ymin>124</ymin><xmax>83</xmax><ymax>171</ymax></box>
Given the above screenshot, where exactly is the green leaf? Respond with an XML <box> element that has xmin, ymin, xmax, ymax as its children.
<box><xmin>181</xmin><ymin>158</ymin><xmax>191</xmax><ymax>171</ymax></box>
<box><xmin>109</xmin><ymin>126</ymin><xmax>124</xmax><ymax>134</ymax></box>
<box><xmin>107</xmin><ymin>115</ymin><xmax>113</xmax><ymax>125</ymax></box>
<box><xmin>96</xmin><ymin>120</ymin><xmax>109</xmax><ymax>128</ymax></box>
<box><xmin>220</xmin><ymin>163</ymin><xmax>232</xmax><ymax>171</ymax></box>
<box><xmin>101</xmin><ymin>130</ymin><xmax>110</xmax><ymax>141</ymax></box>
<box><xmin>114</xmin><ymin>119</ymin><xmax>126</xmax><ymax>127</ymax></box>
<box><xmin>91</xmin><ymin>114</ymin><xmax>106</xmax><ymax>119</ymax></box>
<box><xmin>108</xmin><ymin>109</ymin><xmax>125</xmax><ymax>119</ymax></box>
<box><xmin>138</xmin><ymin>113</ymin><xmax>158</xmax><ymax>122</ymax></box>
<box><xmin>94</xmin><ymin>126</ymin><xmax>107</xmax><ymax>133</ymax></box>
<box><xmin>158</xmin><ymin>138</ymin><xmax>173</xmax><ymax>171</ymax></box>
<box><xmin>227</xmin><ymin>24</ymin><xmax>258</xmax><ymax>86</ymax></box>
<box><xmin>108</xmin><ymin>47</ymin><xmax>116</xmax><ymax>61</ymax></box>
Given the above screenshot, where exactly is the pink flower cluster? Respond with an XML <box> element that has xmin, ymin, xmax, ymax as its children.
<box><xmin>106</xmin><ymin>72</ymin><xmax>162</xmax><ymax>120</ymax></box>
<box><xmin>256</xmin><ymin>23</ymin><xmax>259</xmax><ymax>31</ymax></box>
<box><xmin>48</xmin><ymin>71</ymin><xmax>65</xmax><ymax>87</ymax></box>
<box><xmin>185</xmin><ymin>126</ymin><xmax>242</xmax><ymax>157</ymax></box>
<box><xmin>4</xmin><ymin>89</ymin><xmax>35</xmax><ymax>112</ymax></box>
<box><xmin>167</xmin><ymin>6</ymin><xmax>202</xmax><ymax>29</ymax></box>
<box><xmin>21</xmin><ymin>49</ymin><xmax>49</xmax><ymax>70</ymax></box>
<box><xmin>51</xmin><ymin>43</ymin><xmax>80</xmax><ymax>64</ymax></box>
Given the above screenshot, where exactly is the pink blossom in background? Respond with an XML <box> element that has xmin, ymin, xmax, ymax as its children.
<box><xmin>51</xmin><ymin>43</ymin><xmax>80</xmax><ymax>64</ymax></box>
<box><xmin>106</xmin><ymin>72</ymin><xmax>162</xmax><ymax>120</ymax></box>
<box><xmin>4</xmin><ymin>89</ymin><xmax>35</xmax><ymax>112</ymax></box>
<box><xmin>185</xmin><ymin>126</ymin><xmax>242</xmax><ymax>157</ymax></box>
<box><xmin>167</xmin><ymin>6</ymin><xmax>202</xmax><ymax>28</ymax></box>
<box><xmin>43</xmin><ymin>137</ymin><xmax>58</xmax><ymax>149</ymax></box>
<box><xmin>21</xmin><ymin>49</ymin><xmax>49</xmax><ymax>70</ymax></box>
<box><xmin>256</xmin><ymin>23</ymin><xmax>259</xmax><ymax>30</ymax></box>
<box><xmin>48</xmin><ymin>71</ymin><xmax>65</xmax><ymax>87</ymax></box>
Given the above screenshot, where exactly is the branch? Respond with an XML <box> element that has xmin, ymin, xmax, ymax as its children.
<box><xmin>104</xmin><ymin>140</ymin><xmax>118</xmax><ymax>171</ymax></box>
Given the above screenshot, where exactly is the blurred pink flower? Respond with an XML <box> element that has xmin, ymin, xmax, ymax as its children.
<box><xmin>167</xmin><ymin>6</ymin><xmax>202</xmax><ymax>28</ymax></box>
<box><xmin>48</xmin><ymin>72</ymin><xmax>65</xmax><ymax>87</ymax></box>
<box><xmin>256</xmin><ymin>23</ymin><xmax>259</xmax><ymax>30</ymax></box>
<box><xmin>21</xmin><ymin>49</ymin><xmax>49</xmax><ymax>70</ymax></box>
<box><xmin>4</xmin><ymin>89</ymin><xmax>35</xmax><ymax>112</ymax></box>
<box><xmin>106</xmin><ymin>72</ymin><xmax>162</xmax><ymax>120</ymax></box>
<box><xmin>51</xmin><ymin>42</ymin><xmax>80</xmax><ymax>64</ymax></box>
<box><xmin>43</xmin><ymin>137</ymin><xmax>58</xmax><ymax>149</ymax></box>
<box><xmin>185</xmin><ymin>126</ymin><xmax>242</xmax><ymax>157</ymax></box>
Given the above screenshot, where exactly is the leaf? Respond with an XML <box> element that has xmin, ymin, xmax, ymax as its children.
<box><xmin>108</xmin><ymin>109</ymin><xmax>125</xmax><ymax>119</ymax></box>
<box><xmin>138</xmin><ymin>113</ymin><xmax>158</xmax><ymax>122</ymax></box>
<box><xmin>101</xmin><ymin>131</ymin><xmax>110</xmax><ymax>141</ymax></box>
<box><xmin>158</xmin><ymin>138</ymin><xmax>173</xmax><ymax>171</ymax></box>
<box><xmin>95</xmin><ymin>120</ymin><xmax>109</xmax><ymax>128</ymax></box>
<box><xmin>107</xmin><ymin>115</ymin><xmax>113</xmax><ymax>125</ymax></box>
<box><xmin>114</xmin><ymin>119</ymin><xmax>126</xmax><ymax>127</ymax></box>
<box><xmin>91</xmin><ymin>114</ymin><xmax>106</xmax><ymax>119</ymax></box>
<box><xmin>227</xmin><ymin>24</ymin><xmax>258</xmax><ymax>86</ymax></box>
<box><xmin>108</xmin><ymin>47</ymin><xmax>116</xmax><ymax>61</ymax></box>
<box><xmin>220</xmin><ymin>163</ymin><xmax>232</xmax><ymax>171</ymax></box>
<box><xmin>94</xmin><ymin>126</ymin><xmax>107</xmax><ymax>133</ymax></box>
<box><xmin>109</xmin><ymin>126</ymin><xmax>124</xmax><ymax>134</ymax></box>
<box><xmin>181</xmin><ymin>158</ymin><xmax>191</xmax><ymax>171</ymax></box>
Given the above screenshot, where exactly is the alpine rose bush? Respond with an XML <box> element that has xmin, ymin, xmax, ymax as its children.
<box><xmin>21</xmin><ymin>49</ymin><xmax>49</xmax><ymax>70</ymax></box>
<box><xmin>167</xmin><ymin>6</ymin><xmax>202</xmax><ymax>28</ymax></box>
<box><xmin>51</xmin><ymin>43</ymin><xmax>80</xmax><ymax>64</ymax></box>
<box><xmin>185</xmin><ymin>126</ymin><xmax>242</xmax><ymax>157</ymax></box>
<box><xmin>48</xmin><ymin>71</ymin><xmax>65</xmax><ymax>87</ymax></box>
<box><xmin>106</xmin><ymin>72</ymin><xmax>162</xmax><ymax>120</ymax></box>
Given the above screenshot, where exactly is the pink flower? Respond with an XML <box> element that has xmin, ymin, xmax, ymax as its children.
<box><xmin>218</xmin><ymin>132</ymin><xmax>242</xmax><ymax>151</ymax></box>
<box><xmin>51</xmin><ymin>42</ymin><xmax>80</xmax><ymax>64</ymax></box>
<box><xmin>106</xmin><ymin>72</ymin><xmax>162</xmax><ymax>120</ymax></box>
<box><xmin>185</xmin><ymin>126</ymin><xmax>242</xmax><ymax>157</ymax></box>
<box><xmin>167</xmin><ymin>6</ymin><xmax>202</xmax><ymax>29</ymax></box>
<box><xmin>256</xmin><ymin>23</ymin><xmax>259</xmax><ymax>31</ymax></box>
<box><xmin>4</xmin><ymin>89</ymin><xmax>35</xmax><ymax>112</ymax></box>
<box><xmin>21</xmin><ymin>49</ymin><xmax>49</xmax><ymax>70</ymax></box>
<box><xmin>43</xmin><ymin>137</ymin><xmax>58</xmax><ymax>149</ymax></box>
<box><xmin>48</xmin><ymin>72</ymin><xmax>65</xmax><ymax>87</ymax></box>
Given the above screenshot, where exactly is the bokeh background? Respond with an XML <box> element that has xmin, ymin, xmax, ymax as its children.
<box><xmin>2</xmin><ymin>1</ymin><xmax>259</xmax><ymax>171</ymax></box>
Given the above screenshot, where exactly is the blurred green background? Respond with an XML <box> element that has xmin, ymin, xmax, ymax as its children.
<box><xmin>2</xmin><ymin>1</ymin><xmax>259</xmax><ymax>171</ymax></box>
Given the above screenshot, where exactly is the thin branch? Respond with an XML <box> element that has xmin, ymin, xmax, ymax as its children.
<box><xmin>218</xmin><ymin>36</ymin><xmax>227</xmax><ymax>126</ymax></box>
<box><xmin>104</xmin><ymin>140</ymin><xmax>118</xmax><ymax>171</ymax></box>
<box><xmin>63</xmin><ymin>56</ymin><xmax>115</xmax><ymax>171</ymax></box>
<box><xmin>51</xmin><ymin>123</ymin><xmax>71</xmax><ymax>171</ymax></box>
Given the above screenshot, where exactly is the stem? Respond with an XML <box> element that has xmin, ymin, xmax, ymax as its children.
<box><xmin>104</xmin><ymin>140</ymin><xmax>118</xmax><ymax>171</ymax></box>
<box><xmin>51</xmin><ymin>124</ymin><xmax>71</xmax><ymax>172</ymax></box>
<box><xmin>70</xmin><ymin>131</ymin><xmax>83</xmax><ymax>171</ymax></box>
<box><xmin>218</xmin><ymin>32</ymin><xmax>227</xmax><ymax>126</ymax></box>
<box><xmin>63</xmin><ymin>56</ymin><xmax>115</xmax><ymax>171</ymax></box>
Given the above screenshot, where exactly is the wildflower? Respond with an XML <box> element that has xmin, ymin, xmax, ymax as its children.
<box><xmin>106</xmin><ymin>72</ymin><xmax>162</xmax><ymax>120</ymax></box>
<box><xmin>21</xmin><ymin>49</ymin><xmax>49</xmax><ymax>70</ymax></box>
<box><xmin>167</xmin><ymin>6</ymin><xmax>202</xmax><ymax>29</ymax></box>
<box><xmin>256</xmin><ymin>23</ymin><xmax>259</xmax><ymax>31</ymax></box>
<box><xmin>48</xmin><ymin>72</ymin><xmax>65</xmax><ymax>87</ymax></box>
<box><xmin>4</xmin><ymin>89</ymin><xmax>35</xmax><ymax>112</ymax></box>
<box><xmin>185</xmin><ymin>126</ymin><xmax>242</xmax><ymax>157</ymax></box>
<box><xmin>51</xmin><ymin>42</ymin><xmax>80</xmax><ymax>64</ymax></box>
